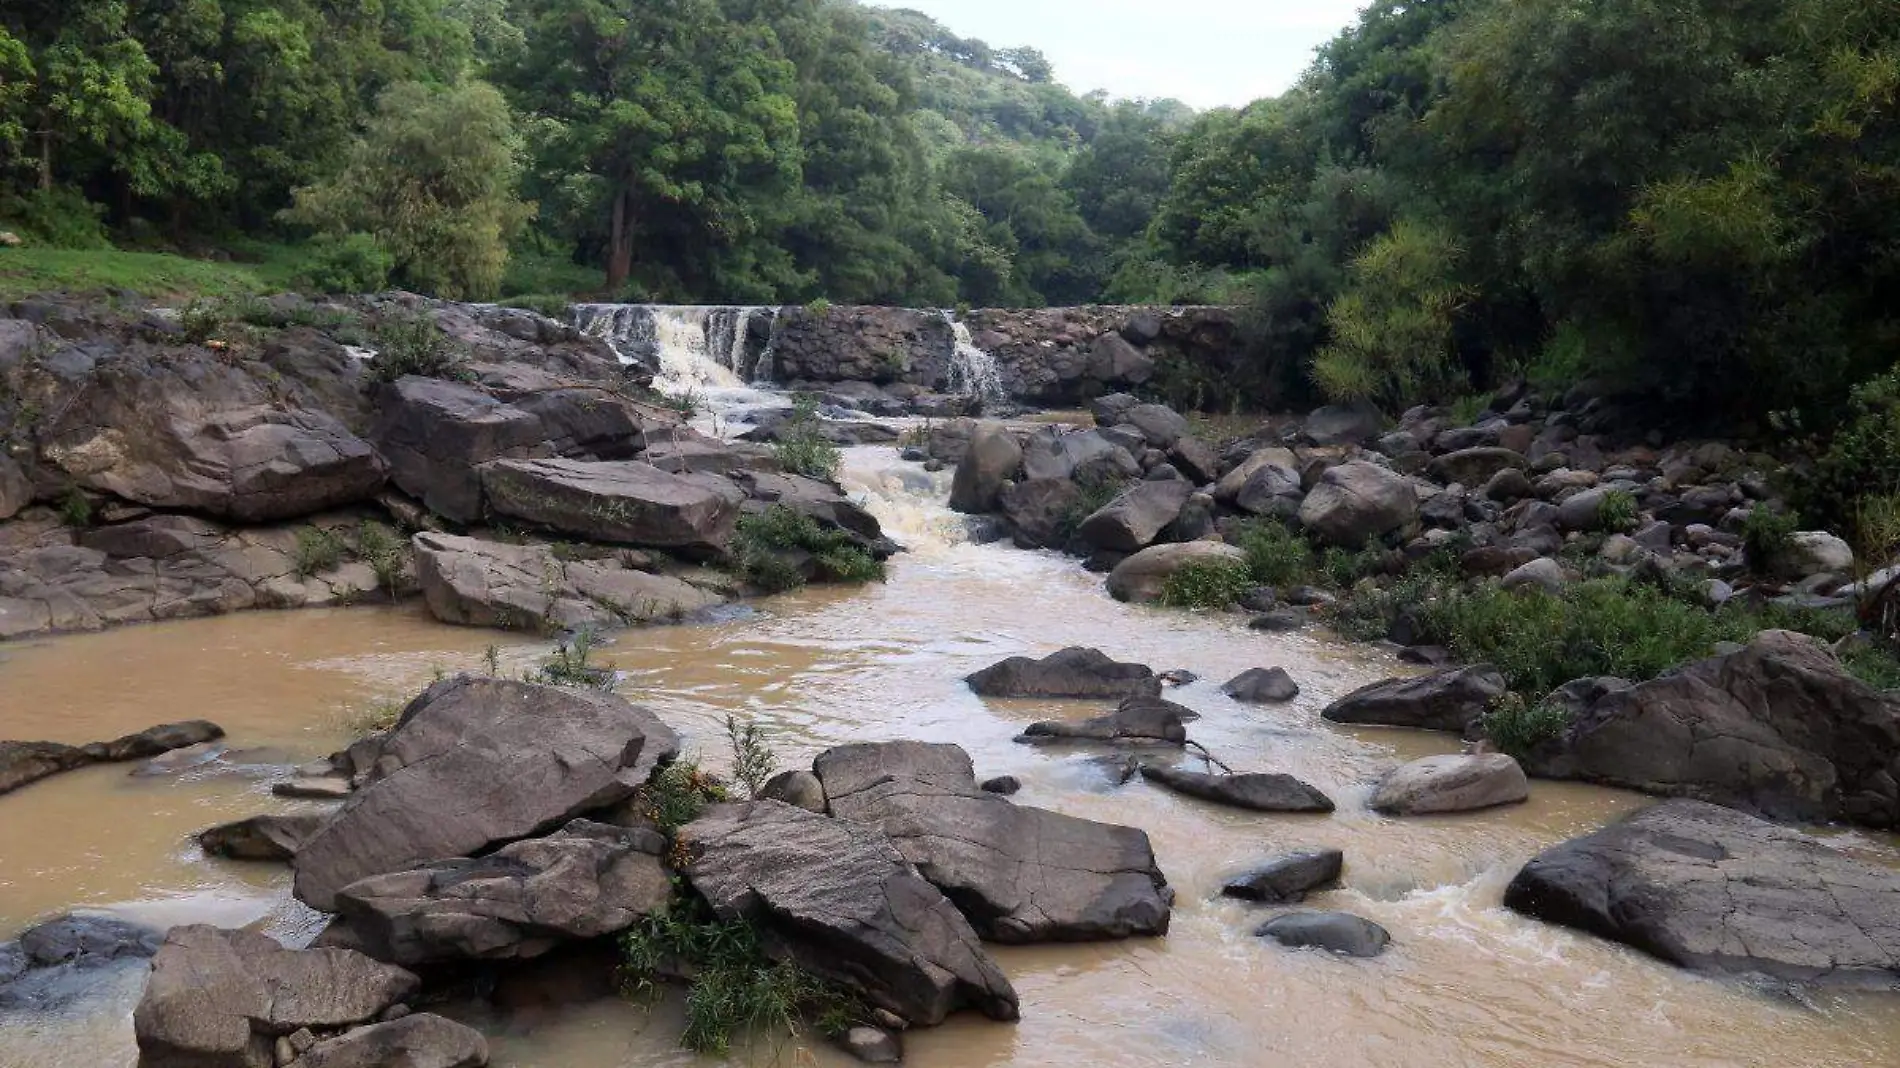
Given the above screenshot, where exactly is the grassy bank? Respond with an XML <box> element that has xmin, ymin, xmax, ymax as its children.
<box><xmin>0</xmin><ymin>248</ymin><xmax>277</xmax><ymax>302</ymax></box>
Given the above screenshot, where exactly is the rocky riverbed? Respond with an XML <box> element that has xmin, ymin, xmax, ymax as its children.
<box><xmin>1</xmin><ymin>295</ymin><xmax>1899</xmax><ymax>1067</ymax></box>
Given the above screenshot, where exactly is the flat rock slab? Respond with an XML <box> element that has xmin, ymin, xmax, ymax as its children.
<box><xmin>1</xmin><ymin>721</ymin><xmax>224</xmax><ymax>796</ymax></box>
<box><xmin>291</xmin><ymin>1013</ymin><xmax>488</xmax><ymax>1068</ymax></box>
<box><xmin>330</xmin><ymin>820</ymin><xmax>671</xmax><ymax>966</ymax></box>
<box><xmin>1016</xmin><ymin>695</ymin><xmax>1195</xmax><ymax>746</ymax></box>
<box><xmin>292</xmin><ymin>677</ymin><xmax>679</xmax><ymax>911</ymax></box>
<box><xmin>481</xmin><ymin>458</ymin><xmax>743</xmax><ymax>556</ymax></box>
<box><xmin>198</xmin><ymin>814</ymin><xmax>327</xmax><ymax>862</ymax></box>
<box><xmin>1223</xmin><ymin>667</ymin><xmax>1300</xmax><ymax>704</ymax></box>
<box><xmin>413</xmin><ymin>532</ymin><xmax>723</xmax><ymax>632</ymax></box>
<box><xmin>1222</xmin><ymin>850</ymin><xmax>1345</xmax><ymax>904</ymax></box>
<box><xmin>1503</xmin><ymin>799</ymin><xmax>1900</xmax><ymax>986</ymax></box>
<box><xmin>816</xmin><ymin>742</ymin><xmax>1172</xmax><ymax>943</ymax></box>
<box><xmin>133</xmin><ymin>925</ymin><xmax>418</xmax><ymax>1068</ymax></box>
<box><xmin>1256</xmin><ymin>911</ymin><xmax>1391</xmax><ymax>957</ymax></box>
<box><xmin>1322</xmin><ymin>666</ymin><xmax>1506</xmax><ymax>734</ymax></box>
<box><xmin>966</xmin><ymin>647</ymin><xmax>1162</xmax><ymax>700</ymax></box>
<box><xmin>1140</xmin><ymin>764</ymin><xmax>1335</xmax><ymax>813</ymax></box>
<box><xmin>1370</xmin><ymin>754</ymin><xmax>1529</xmax><ymax>815</ymax></box>
<box><xmin>681</xmin><ymin>800</ymin><xmax>1019</xmax><ymax>1027</ymax></box>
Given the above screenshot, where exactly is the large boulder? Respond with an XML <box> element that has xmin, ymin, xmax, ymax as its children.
<box><xmin>1322</xmin><ymin>666</ymin><xmax>1507</xmax><ymax>735</ymax></box>
<box><xmin>1428</xmin><ymin>447</ymin><xmax>1528</xmax><ymax>488</ymax></box>
<box><xmin>370</xmin><ymin>377</ymin><xmax>557</xmax><ymax>524</ymax></box>
<box><xmin>1139</xmin><ymin>764</ymin><xmax>1335</xmax><ymax>812</ymax></box>
<box><xmin>1214</xmin><ymin>447</ymin><xmax>1299</xmax><ymax>504</ymax></box>
<box><xmin>1117</xmin><ymin>404</ymin><xmax>1189</xmax><ymax>448</ymax></box>
<box><xmin>1504</xmin><ymin>799</ymin><xmax>1900</xmax><ymax>985</ymax></box>
<box><xmin>1017</xmin><ymin>695</ymin><xmax>1195</xmax><ymax>746</ymax></box>
<box><xmin>289</xmin><ymin>1014</ymin><xmax>489</xmax><ymax>1068</ymax></box>
<box><xmin>815</xmin><ymin>741</ymin><xmax>1172</xmax><ymax>942</ymax></box>
<box><xmin>1524</xmin><ymin>631</ymin><xmax>1900</xmax><ymax>827</ymax></box>
<box><xmin>681</xmin><ymin>801</ymin><xmax>1020</xmax><ymax>1026</ymax></box>
<box><xmin>947</xmin><ymin>421</ymin><xmax>1023</xmax><ymax>514</ymax></box>
<box><xmin>1297</xmin><ymin>461</ymin><xmax>1418</xmax><ymax>549</ymax></box>
<box><xmin>480</xmin><ymin>458</ymin><xmax>743</xmax><ymax>556</ymax></box>
<box><xmin>133</xmin><ymin>925</ymin><xmax>418</xmax><ymax>1068</ymax></box>
<box><xmin>198</xmin><ymin>814</ymin><xmax>327</xmax><ymax>862</ymax></box>
<box><xmin>292</xmin><ymin>677</ymin><xmax>680</xmax><ymax>910</ymax></box>
<box><xmin>1302</xmin><ymin>401</ymin><xmax>1383</xmax><ymax>446</ymax></box>
<box><xmin>413</xmin><ymin>532</ymin><xmax>722</xmax><ymax>631</ymax></box>
<box><xmin>1104</xmin><ymin>541</ymin><xmax>1246</xmax><ymax>603</ymax></box>
<box><xmin>1370</xmin><ymin>754</ymin><xmax>1529</xmax><ymax>815</ymax></box>
<box><xmin>1773</xmin><ymin>531</ymin><xmax>1856</xmax><ymax>579</ymax></box>
<box><xmin>328</xmin><ymin>820</ymin><xmax>671</xmax><ymax>966</ymax></box>
<box><xmin>1076</xmin><ymin>479</ymin><xmax>1193</xmax><ymax>553</ymax></box>
<box><xmin>999</xmin><ymin>478</ymin><xmax>1086</xmax><ymax>550</ymax></box>
<box><xmin>1</xmin><ymin>913</ymin><xmax>164</xmax><ymax>1011</ymax></box>
<box><xmin>1019</xmin><ymin>428</ymin><xmax>1139</xmax><ymax>484</ymax></box>
<box><xmin>966</xmin><ymin>647</ymin><xmax>1162</xmax><ymax>700</ymax></box>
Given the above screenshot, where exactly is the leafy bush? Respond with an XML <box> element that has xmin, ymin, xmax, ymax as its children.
<box><xmin>629</xmin><ymin>760</ymin><xmax>730</xmax><ymax>834</ymax></box>
<box><xmin>620</xmin><ymin>894</ymin><xmax>863</xmax><ymax>1056</ymax></box>
<box><xmin>773</xmin><ymin>395</ymin><xmax>841</xmax><ymax>479</ymax></box>
<box><xmin>1235</xmin><ymin>520</ymin><xmax>1312</xmax><ymax>586</ymax></box>
<box><xmin>724</xmin><ymin>714</ymin><xmax>778</xmax><ymax>800</ymax></box>
<box><xmin>0</xmin><ymin>188</ymin><xmax>110</xmax><ymax>250</ymax></box>
<box><xmin>1597</xmin><ymin>489</ymin><xmax>1640</xmax><ymax>534</ymax></box>
<box><xmin>294</xmin><ymin>526</ymin><xmax>347</xmax><ymax>578</ymax></box>
<box><xmin>1742</xmin><ymin>506</ymin><xmax>1800</xmax><ymax>573</ymax></box>
<box><xmin>1480</xmin><ymin>692</ymin><xmax>1569</xmax><ymax>759</ymax></box>
<box><xmin>1320</xmin><ymin>545</ymin><xmax>1389</xmax><ymax>588</ymax></box>
<box><xmin>1160</xmin><ymin>560</ymin><xmax>1254</xmax><ymax>609</ymax></box>
<box><xmin>354</xmin><ymin>521</ymin><xmax>408</xmax><ymax>596</ymax></box>
<box><xmin>804</xmin><ymin>297</ymin><xmax>832</xmax><ymax>318</ymax></box>
<box><xmin>1797</xmin><ymin>369</ymin><xmax>1900</xmax><ymax>535</ymax></box>
<box><xmin>178</xmin><ymin>298</ymin><xmax>228</xmax><ymax>344</ymax></box>
<box><xmin>499</xmin><ymin>292</ymin><xmax>572</xmax><ymax>319</ymax></box>
<box><xmin>732</xmin><ymin>505</ymin><xmax>883</xmax><ymax>593</ymax></box>
<box><xmin>535</xmin><ymin>628</ymin><xmax>616</xmax><ymax>688</ymax></box>
<box><xmin>58</xmin><ymin>486</ymin><xmax>93</xmax><ymax>528</ymax></box>
<box><xmin>300</xmin><ymin>233</ymin><xmax>393</xmax><ymax>295</ymax></box>
<box><xmin>368</xmin><ymin>314</ymin><xmax>471</xmax><ymax>384</ymax></box>
<box><xmin>1312</xmin><ymin>218</ymin><xmax>1470</xmax><ymax>409</ymax></box>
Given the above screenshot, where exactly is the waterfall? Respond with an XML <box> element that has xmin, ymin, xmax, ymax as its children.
<box><xmin>572</xmin><ymin>304</ymin><xmax>777</xmax><ymax>392</ymax></box>
<box><xmin>945</xmin><ymin>316</ymin><xmax>1006</xmax><ymax>402</ymax></box>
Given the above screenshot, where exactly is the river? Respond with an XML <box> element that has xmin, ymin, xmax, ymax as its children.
<box><xmin>2</xmin><ymin>446</ymin><xmax>1897</xmax><ymax>1068</ymax></box>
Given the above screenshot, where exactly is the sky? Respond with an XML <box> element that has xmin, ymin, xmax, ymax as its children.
<box><xmin>872</xmin><ymin>0</ymin><xmax>1369</xmax><ymax>109</ymax></box>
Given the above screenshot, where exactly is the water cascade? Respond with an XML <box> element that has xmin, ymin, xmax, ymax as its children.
<box><xmin>573</xmin><ymin>304</ymin><xmax>779</xmax><ymax>392</ymax></box>
<box><xmin>945</xmin><ymin>316</ymin><xmax>1006</xmax><ymax>403</ymax></box>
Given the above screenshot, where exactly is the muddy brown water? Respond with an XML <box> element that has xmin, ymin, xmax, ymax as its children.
<box><xmin>2</xmin><ymin>447</ymin><xmax>1897</xmax><ymax>1068</ymax></box>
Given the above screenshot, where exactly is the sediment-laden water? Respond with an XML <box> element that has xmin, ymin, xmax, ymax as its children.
<box><xmin>2</xmin><ymin>447</ymin><xmax>1897</xmax><ymax>1068</ymax></box>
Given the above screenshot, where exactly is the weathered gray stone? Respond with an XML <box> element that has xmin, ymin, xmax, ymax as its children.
<box><xmin>1140</xmin><ymin>764</ymin><xmax>1334</xmax><ymax>812</ymax></box>
<box><xmin>288</xmin><ymin>1013</ymin><xmax>488</xmax><ymax>1068</ymax></box>
<box><xmin>413</xmin><ymin>532</ymin><xmax>722</xmax><ymax>631</ymax></box>
<box><xmin>761</xmin><ymin>769</ymin><xmax>828</xmax><ymax>813</ymax></box>
<box><xmin>1255</xmin><ymin>912</ymin><xmax>1390</xmax><ymax>957</ymax></box>
<box><xmin>947</xmin><ymin>422</ymin><xmax>1023</xmax><ymax>514</ymax></box>
<box><xmin>1322</xmin><ymin>666</ymin><xmax>1507</xmax><ymax>734</ymax></box>
<box><xmin>1222</xmin><ymin>667</ymin><xmax>1299</xmax><ymax>704</ymax></box>
<box><xmin>1504</xmin><ymin>799</ymin><xmax>1900</xmax><ymax>985</ymax></box>
<box><xmin>1117</xmin><ymin>404</ymin><xmax>1189</xmax><ymax>448</ymax></box>
<box><xmin>480</xmin><ymin>458</ymin><xmax>743</xmax><ymax>556</ymax></box>
<box><xmin>198</xmin><ymin>814</ymin><xmax>326</xmax><ymax>862</ymax></box>
<box><xmin>1017</xmin><ymin>695</ymin><xmax>1194</xmax><ymax>746</ymax></box>
<box><xmin>967</xmin><ymin>647</ymin><xmax>1162</xmax><ymax>700</ymax></box>
<box><xmin>1076</xmin><ymin>479</ymin><xmax>1192</xmax><ymax>553</ymax></box>
<box><xmin>1429</xmin><ymin>447</ymin><xmax>1528</xmax><ymax>487</ymax></box>
<box><xmin>1221</xmin><ymin>850</ymin><xmax>1344</xmax><ymax>904</ymax></box>
<box><xmin>1297</xmin><ymin>461</ymin><xmax>1418</xmax><ymax>549</ymax></box>
<box><xmin>1500</xmin><ymin>556</ymin><xmax>1566</xmax><ymax>593</ymax></box>
<box><xmin>1104</xmin><ymin>541</ymin><xmax>1246</xmax><ymax>603</ymax></box>
<box><xmin>1370</xmin><ymin>754</ymin><xmax>1529</xmax><ymax>815</ymax></box>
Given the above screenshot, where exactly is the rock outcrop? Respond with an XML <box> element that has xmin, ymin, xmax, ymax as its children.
<box><xmin>1504</xmin><ymin>799</ymin><xmax>1900</xmax><ymax>985</ymax></box>
<box><xmin>1322</xmin><ymin>666</ymin><xmax>1507</xmax><ymax>735</ymax></box>
<box><xmin>0</xmin><ymin>720</ymin><xmax>223</xmax><ymax>796</ymax></box>
<box><xmin>412</xmin><ymin>532</ymin><xmax>722</xmax><ymax>631</ymax></box>
<box><xmin>966</xmin><ymin>647</ymin><xmax>1163</xmax><ymax>700</ymax></box>
<box><xmin>480</xmin><ymin>458</ymin><xmax>743</xmax><ymax>557</ymax></box>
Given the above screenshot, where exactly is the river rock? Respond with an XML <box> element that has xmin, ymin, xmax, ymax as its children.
<box><xmin>1019</xmin><ymin>428</ymin><xmax>1140</xmax><ymax>484</ymax></box>
<box><xmin>1214</xmin><ymin>447</ymin><xmax>1299</xmax><ymax>504</ymax></box>
<box><xmin>1255</xmin><ymin>912</ymin><xmax>1391</xmax><ymax>958</ymax></box>
<box><xmin>480</xmin><ymin>458</ymin><xmax>743</xmax><ymax>556</ymax></box>
<box><xmin>291</xmin><ymin>677</ymin><xmax>679</xmax><ymax>911</ymax></box>
<box><xmin>413</xmin><ymin>532</ymin><xmax>722</xmax><ymax>631</ymax></box>
<box><xmin>0</xmin><ymin>454</ymin><xmax>30</xmax><ymax>519</ymax></box>
<box><xmin>1773</xmin><ymin>531</ymin><xmax>1856</xmax><ymax>579</ymax></box>
<box><xmin>0</xmin><ymin>720</ymin><xmax>225</xmax><ymax>796</ymax></box>
<box><xmin>1076</xmin><ymin>479</ymin><xmax>1193</xmax><ymax>553</ymax></box>
<box><xmin>1231</xmin><ymin>460</ymin><xmax>1305</xmax><ymax>518</ymax></box>
<box><xmin>1504</xmin><ymin>799</ymin><xmax>1900</xmax><ymax>985</ymax></box>
<box><xmin>0</xmin><ymin>913</ymin><xmax>165</xmax><ymax>1011</ymax></box>
<box><xmin>839</xmin><ymin>1025</ymin><xmax>902</xmax><ymax>1064</ymax></box>
<box><xmin>1222</xmin><ymin>667</ymin><xmax>1300</xmax><ymax>703</ymax></box>
<box><xmin>1428</xmin><ymin>447</ymin><xmax>1528</xmax><ymax>487</ymax></box>
<box><xmin>289</xmin><ymin>1014</ymin><xmax>489</xmax><ymax>1068</ymax></box>
<box><xmin>1370</xmin><ymin>754</ymin><xmax>1529</xmax><ymax>815</ymax></box>
<box><xmin>327</xmin><ymin>820</ymin><xmax>670</xmax><ymax>966</ymax></box>
<box><xmin>1297</xmin><ymin>461</ymin><xmax>1418</xmax><ymax>549</ymax></box>
<box><xmin>1524</xmin><ymin>631</ymin><xmax>1900</xmax><ymax>827</ymax></box>
<box><xmin>1103</xmin><ymin>540</ymin><xmax>1246</xmax><ymax>603</ymax></box>
<box><xmin>681</xmin><ymin>800</ymin><xmax>1020</xmax><ymax>1026</ymax></box>
<box><xmin>1500</xmin><ymin>556</ymin><xmax>1566</xmax><ymax>593</ymax></box>
<box><xmin>816</xmin><ymin>741</ymin><xmax>1172</xmax><ymax>942</ymax></box>
<box><xmin>947</xmin><ymin>421</ymin><xmax>1023</xmax><ymax>514</ymax></box>
<box><xmin>760</xmin><ymin>769</ymin><xmax>828</xmax><ymax>812</ymax></box>
<box><xmin>1017</xmin><ymin>695</ymin><xmax>1195</xmax><ymax>746</ymax></box>
<box><xmin>198</xmin><ymin>814</ymin><xmax>327</xmax><ymax>862</ymax></box>
<box><xmin>966</xmin><ymin>647</ymin><xmax>1162</xmax><ymax>699</ymax></box>
<box><xmin>1321</xmin><ymin>666</ymin><xmax>1507</xmax><ymax>734</ymax></box>
<box><xmin>1221</xmin><ymin>850</ymin><xmax>1344</xmax><ymax>903</ymax></box>
<box><xmin>133</xmin><ymin>925</ymin><xmax>419</xmax><ymax>1068</ymax></box>
<box><xmin>998</xmin><ymin>477</ymin><xmax>1085</xmax><ymax>549</ymax></box>
<box><xmin>1303</xmin><ymin>401</ymin><xmax>1383</xmax><ymax>446</ymax></box>
<box><xmin>1139</xmin><ymin>764</ymin><xmax>1335</xmax><ymax>812</ymax></box>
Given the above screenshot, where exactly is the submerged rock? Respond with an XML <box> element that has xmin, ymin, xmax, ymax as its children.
<box><xmin>0</xmin><ymin>721</ymin><xmax>224</xmax><ymax>797</ymax></box>
<box><xmin>1321</xmin><ymin>666</ymin><xmax>1507</xmax><ymax>735</ymax></box>
<box><xmin>816</xmin><ymin>741</ymin><xmax>1172</xmax><ymax>943</ymax></box>
<box><xmin>1370</xmin><ymin>754</ymin><xmax>1529</xmax><ymax>815</ymax></box>
<box><xmin>966</xmin><ymin>647</ymin><xmax>1162</xmax><ymax>700</ymax></box>
<box><xmin>292</xmin><ymin>677</ymin><xmax>679</xmax><ymax>911</ymax></box>
<box><xmin>1139</xmin><ymin>764</ymin><xmax>1335</xmax><ymax>813</ymax></box>
<box><xmin>1017</xmin><ymin>695</ymin><xmax>1195</xmax><ymax>746</ymax></box>
<box><xmin>1222</xmin><ymin>667</ymin><xmax>1300</xmax><ymax>704</ymax></box>
<box><xmin>1504</xmin><ymin>799</ymin><xmax>1900</xmax><ymax>985</ymax></box>
<box><xmin>289</xmin><ymin>1013</ymin><xmax>489</xmax><ymax>1068</ymax></box>
<box><xmin>1221</xmin><ymin>850</ymin><xmax>1345</xmax><ymax>904</ymax></box>
<box><xmin>1255</xmin><ymin>912</ymin><xmax>1391</xmax><ymax>958</ymax></box>
<box><xmin>682</xmin><ymin>800</ymin><xmax>1020</xmax><ymax>1027</ymax></box>
<box><xmin>0</xmin><ymin>912</ymin><xmax>164</xmax><ymax>1011</ymax></box>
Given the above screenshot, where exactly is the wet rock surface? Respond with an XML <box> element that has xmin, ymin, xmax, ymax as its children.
<box><xmin>1221</xmin><ymin>850</ymin><xmax>1345</xmax><ymax>904</ymax></box>
<box><xmin>1255</xmin><ymin>912</ymin><xmax>1391</xmax><ymax>958</ymax></box>
<box><xmin>967</xmin><ymin>647</ymin><xmax>1163</xmax><ymax>700</ymax></box>
<box><xmin>1139</xmin><ymin>764</ymin><xmax>1336</xmax><ymax>813</ymax></box>
<box><xmin>1370</xmin><ymin>754</ymin><xmax>1530</xmax><ymax>815</ymax></box>
<box><xmin>0</xmin><ymin>720</ymin><xmax>224</xmax><ymax>796</ymax></box>
<box><xmin>1322</xmin><ymin>666</ymin><xmax>1507</xmax><ymax>735</ymax></box>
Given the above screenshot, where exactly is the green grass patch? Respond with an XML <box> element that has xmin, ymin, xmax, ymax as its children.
<box><xmin>1160</xmin><ymin>559</ymin><xmax>1255</xmax><ymax>609</ymax></box>
<box><xmin>533</xmin><ymin>627</ymin><xmax>617</xmax><ymax>689</ymax></box>
<box><xmin>629</xmin><ymin>760</ymin><xmax>731</xmax><ymax>835</ymax></box>
<box><xmin>732</xmin><ymin>505</ymin><xmax>883</xmax><ymax>593</ymax></box>
<box><xmin>294</xmin><ymin>526</ymin><xmax>348</xmax><ymax>578</ymax></box>
<box><xmin>367</xmin><ymin>314</ymin><xmax>472</xmax><ymax>384</ymax></box>
<box><xmin>0</xmin><ymin>248</ymin><xmax>270</xmax><ymax>301</ymax></box>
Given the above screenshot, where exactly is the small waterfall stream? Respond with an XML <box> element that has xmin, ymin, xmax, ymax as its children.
<box><xmin>573</xmin><ymin>304</ymin><xmax>779</xmax><ymax>391</ymax></box>
<box><xmin>946</xmin><ymin>316</ymin><xmax>1006</xmax><ymax>403</ymax></box>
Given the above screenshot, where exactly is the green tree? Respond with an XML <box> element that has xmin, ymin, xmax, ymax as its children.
<box><xmin>285</xmin><ymin>80</ymin><xmax>530</xmax><ymax>300</ymax></box>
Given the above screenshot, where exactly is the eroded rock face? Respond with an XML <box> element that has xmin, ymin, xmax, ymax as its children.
<box><xmin>1104</xmin><ymin>541</ymin><xmax>1246</xmax><ymax>603</ymax></box>
<box><xmin>133</xmin><ymin>925</ymin><xmax>418</xmax><ymax>1068</ymax></box>
<box><xmin>1297</xmin><ymin>461</ymin><xmax>1418</xmax><ymax>549</ymax></box>
<box><xmin>1139</xmin><ymin>764</ymin><xmax>1335</xmax><ymax>813</ymax></box>
<box><xmin>289</xmin><ymin>1014</ymin><xmax>489</xmax><ymax>1068</ymax></box>
<box><xmin>815</xmin><ymin>741</ymin><xmax>1172</xmax><ymax>943</ymax></box>
<box><xmin>1504</xmin><ymin>799</ymin><xmax>1900</xmax><ymax>985</ymax></box>
<box><xmin>966</xmin><ymin>647</ymin><xmax>1162</xmax><ymax>700</ymax></box>
<box><xmin>412</xmin><ymin>532</ymin><xmax>723</xmax><ymax>631</ymax></box>
<box><xmin>1321</xmin><ymin>666</ymin><xmax>1507</xmax><ymax>735</ymax></box>
<box><xmin>1524</xmin><ymin>631</ymin><xmax>1900</xmax><ymax>827</ymax></box>
<box><xmin>329</xmin><ymin>820</ymin><xmax>671</xmax><ymax>966</ymax></box>
<box><xmin>681</xmin><ymin>801</ymin><xmax>1020</xmax><ymax>1027</ymax></box>
<box><xmin>480</xmin><ymin>458</ymin><xmax>743</xmax><ymax>556</ymax></box>
<box><xmin>1370</xmin><ymin>754</ymin><xmax>1529</xmax><ymax>815</ymax></box>
<box><xmin>292</xmin><ymin>677</ymin><xmax>680</xmax><ymax>911</ymax></box>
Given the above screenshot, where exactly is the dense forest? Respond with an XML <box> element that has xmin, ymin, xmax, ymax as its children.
<box><xmin>1</xmin><ymin>0</ymin><xmax>1897</xmax><ymax>431</ymax></box>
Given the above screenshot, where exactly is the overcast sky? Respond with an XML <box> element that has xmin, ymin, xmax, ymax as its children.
<box><xmin>873</xmin><ymin>0</ymin><xmax>1368</xmax><ymax>109</ymax></box>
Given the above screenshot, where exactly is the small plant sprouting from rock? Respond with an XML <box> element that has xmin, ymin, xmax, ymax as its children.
<box><xmin>354</xmin><ymin>521</ymin><xmax>408</xmax><ymax>598</ymax></box>
<box><xmin>482</xmin><ymin>644</ymin><xmax>502</xmax><ymax>677</ymax></box>
<box><xmin>803</xmin><ymin>297</ymin><xmax>832</xmax><ymax>319</ymax></box>
<box><xmin>1053</xmin><ymin>474</ymin><xmax>1128</xmax><ymax>545</ymax></box>
<box><xmin>772</xmin><ymin>394</ymin><xmax>842</xmax><ymax>480</ymax></box>
<box><xmin>1481</xmin><ymin>692</ymin><xmax>1570</xmax><ymax>760</ymax></box>
<box><xmin>1160</xmin><ymin>560</ymin><xmax>1255</xmax><ymax>609</ymax></box>
<box><xmin>1597</xmin><ymin>489</ymin><xmax>1640</xmax><ymax>534</ymax></box>
<box><xmin>341</xmin><ymin>695</ymin><xmax>406</xmax><ymax>736</ymax></box>
<box><xmin>294</xmin><ymin>525</ymin><xmax>347</xmax><ymax>578</ymax></box>
<box><xmin>619</xmin><ymin>890</ymin><xmax>865</xmax><ymax>1057</ymax></box>
<box><xmin>366</xmin><ymin>313</ymin><xmax>472</xmax><ymax>384</ymax></box>
<box><xmin>633</xmin><ymin>760</ymin><xmax>731</xmax><ymax>834</ymax></box>
<box><xmin>724</xmin><ymin>713</ymin><xmax>779</xmax><ymax>800</ymax></box>
<box><xmin>534</xmin><ymin>627</ymin><xmax>616</xmax><ymax>689</ymax></box>
<box><xmin>731</xmin><ymin>505</ymin><xmax>883</xmax><ymax>593</ymax></box>
<box><xmin>57</xmin><ymin>486</ymin><xmax>93</xmax><ymax>528</ymax></box>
